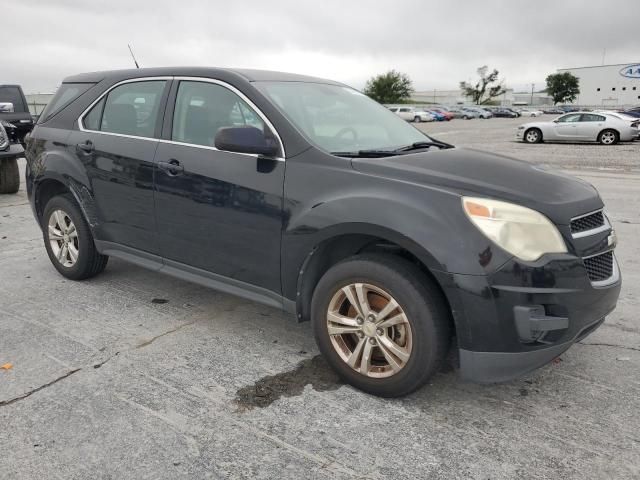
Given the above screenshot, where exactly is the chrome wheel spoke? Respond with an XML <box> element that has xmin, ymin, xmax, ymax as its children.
<box><xmin>359</xmin><ymin>339</ymin><xmax>373</xmax><ymax>374</ymax></box>
<box><xmin>57</xmin><ymin>244</ymin><xmax>68</xmax><ymax>263</ymax></box>
<box><xmin>342</xmin><ymin>285</ymin><xmax>364</xmax><ymax>318</ymax></box>
<box><xmin>354</xmin><ymin>283</ymin><xmax>371</xmax><ymax>316</ymax></box>
<box><xmin>48</xmin><ymin>225</ymin><xmax>64</xmax><ymax>241</ymax></box>
<box><xmin>68</xmin><ymin>244</ymin><xmax>79</xmax><ymax>263</ymax></box>
<box><xmin>66</xmin><ymin>223</ymin><xmax>76</xmax><ymax>235</ymax></box>
<box><xmin>54</xmin><ymin>210</ymin><xmax>66</xmax><ymax>230</ymax></box>
<box><xmin>378</xmin><ymin>335</ymin><xmax>410</xmax><ymax>363</ymax></box>
<box><xmin>327</xmin><ymin>311</ymin><xmax>359</xmax><ymax>327</ymax></box>
<box><xmin>347</xmin><ymin>337</ymin><xmax>366</xmax><ymax>369</ymax></box>
<box><xmin>377</xmin><ymin>313</ymin><xmax>406</xmax><ymax>329</ymax></box>
<box><xmin>376</xmin><ymin>298</ymin><xmax>398</xmax><ymax>321</ymax></box>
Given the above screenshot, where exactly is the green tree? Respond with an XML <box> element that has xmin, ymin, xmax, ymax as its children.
<box><xmin>545</xmin><ymin>72</ymin><xmax>580</xmax><ymax>105</ymax></box>
<box><xmin>363</xmin><ymin>70</ymin><xmax>414</xmax><ymax>104</ymax></box>
<box><xmin>459</xmin><ymin>66</ymin><xmax>506</xmax><ymax>105</ymax></box>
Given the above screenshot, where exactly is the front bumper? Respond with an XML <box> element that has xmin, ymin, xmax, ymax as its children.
<box><xmin>0</xmin><ymin>143</ymin><xmax>24</xmax><ymax>160</ymax></box>
<box><xmin>436</xmin><ymin>247</ymin><xmax>621</xmax><ymax>383</ymax></box>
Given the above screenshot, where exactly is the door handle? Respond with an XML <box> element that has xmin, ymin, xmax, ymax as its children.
<box><xmin>76</xmin><ymin>140</ymin><xmax>94</xmax><ymax>154</ymax></box>
<box><xmin>158</xmin><ymin>159</ymin><xmax>184</xmax><ymax>176</ymax></box>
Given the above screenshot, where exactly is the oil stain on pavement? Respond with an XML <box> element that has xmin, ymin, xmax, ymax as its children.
<box><xmin>234</xmin><ymin>355</ymin><xmax>342</xmax><ymax>411</ymax></box>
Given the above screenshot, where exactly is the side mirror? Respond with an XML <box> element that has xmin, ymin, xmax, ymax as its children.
<box><xmin>214</xmin><ymin>126</ymin><xmax>279</xmax><ymax>157</ymax></box>
<box><xmin>0</xmin><ymin>102</ymin><xmax>14</xmax><ymax>113</ymax></box>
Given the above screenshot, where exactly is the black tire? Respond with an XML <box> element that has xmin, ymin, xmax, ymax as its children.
<box><xmin>311</xmin><ymin>254</ymin><xmax>451</xmax><ymax>397</ymax></box>
<box><xmin>597</xmin><ymin>129</ymin><xmax>619</xmax><ymax>145</ymax></box>
<box><xmin>413</xmin><ymin>116</ymin><xmax>421</xmax><ymax>123</ymax></box>
<box><xmin>462</xmin><ymin>115</ymin><xmax>469</xmax><ymax>120</ymax></box>
<box><xmin>524</xmin><ymin>128</ymin><xmax>543</xmax><ymax>144</ymax></box>
<box><xmin>42</xmin><ymin>193</ymin><xmax>108</xmax><ymax>280</ymax></box>
<box><xmin>0</xmin><ymin>158</ymin><xmax>20</xmax><ymax>194</ymax></box>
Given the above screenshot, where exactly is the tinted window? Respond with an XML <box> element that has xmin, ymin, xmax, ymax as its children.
<box><xmin>172</xmin><ymin>81</ymin><xmax>265</xmax><ymax>147</ymax></box>
<box><xmin>85</xmin><ymin>80</ymin><xmax>166</xmax><ymax>138</ymax></box>
<box><xmin>39</xmin><ymin>83</ymin><xmax>93</xmax><ymax>122</ymax></box>
<box><xmin>0</xmin><ymin>86</ymin><xmax>27</xmax><ymax>113</ymax></box>
<box><xmin>83</xmin><ymin>97</ymin><xmax>105</xmax><ymax>130</ymax></box>
<box><xmin>580</xmin><ymin>114</ymin><xmax>606</xmax><ymax>122</ymax></box>
<box><xmin>557</xmin><ymin>114</ymin><xmax>582</xmax><ymax>123</ymax></box>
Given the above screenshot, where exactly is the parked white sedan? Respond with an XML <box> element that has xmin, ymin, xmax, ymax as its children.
<box><xmin>517</xmin><ymin>112</ymin><xmax>639</xmax><ymax>145</ymax></box>
<box><xmin>517</xmin><ymin>109</ymin><xmax>544</xmax><ymax>117</ymax></box>
<box><xmin>388</xmin><ymin>106</ymin><xmax>434</xmax><ymax>122</ymax></box>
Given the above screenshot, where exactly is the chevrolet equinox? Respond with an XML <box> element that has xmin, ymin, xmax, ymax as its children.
<box><xmin>25</xmin><ymin>68</ymin><xmax>621</xmax><ymax>397</ymax></box>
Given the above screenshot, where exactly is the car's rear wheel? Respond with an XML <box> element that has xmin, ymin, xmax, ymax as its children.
<box><xmin>598</xmin><ymin>129</ymin><xmax>619</xmax><ymax>145</ymax></box>
<box><xmin>42</xmin><ymin>194</ymin><xmax>108</xmax><ymax>280</ymax></box>
<box><xmin>311</xmin><ymin>254</ymin><xmax>450</xmax><ymax>397</ymax></box>
<box><xmin>413</xmin><ymin>116</ymin><xmax>421</xmax><ymax>123</ymax></box>
<box><xmin>524</xmin><ymin>128</ymin><xmax>542</xmax><ymax>144</ymax></box>
<box><xmin>462</xmin><ymin>115</ymin><xmax>469</xmax><ymax>120</ymax></box>
<box><xmin>0</xmin><ymin>158</ymin><xmax>20</xmax><ymax>194</ymax></box>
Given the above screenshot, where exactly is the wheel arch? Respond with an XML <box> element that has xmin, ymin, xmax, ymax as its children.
<box><xmin>33</xmin><ymin>173</ymin><xmax>98</xmax><ymax>229</ymax></box>
<box><xmin>293</xmin><ymin>225</ymin><xmax>455</xmax><ymax>337</ymax></box>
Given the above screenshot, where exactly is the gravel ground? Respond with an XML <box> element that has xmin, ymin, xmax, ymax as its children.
<box><xmin>1</xmin><ymin>123</ymin><xmax>639</xmax><ymax>479</ymax></box>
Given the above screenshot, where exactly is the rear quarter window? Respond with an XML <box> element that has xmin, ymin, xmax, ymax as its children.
<box><xmin>39</xmin><ymin>83</ymin><xmax>95</xmax><ymax>123</ymax></box>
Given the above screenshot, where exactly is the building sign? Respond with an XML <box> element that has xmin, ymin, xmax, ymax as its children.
<box><xmin>619</xmin><ymin>64</ymin><xmax>640</xmax><ymax>78</ymax></box>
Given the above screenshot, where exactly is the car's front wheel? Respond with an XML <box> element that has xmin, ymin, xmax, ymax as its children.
<box><xmin>413</xmin><ymin>116</ymin><xmax>421</xmax><ymax>123</ymax></box>
<box><xmin>311</xmin><ymin>254</ymin><xmax>450</xmax><ymax>397</ymax></box>
<box><xmin>42</xmin><ymin>194</ymin><xmax>108</xmax><ymax>280</ymax></box>
<box><xmin>524</xmin><ymin>128</ymin><xmax>543</xmax><ymax>144</ymax></box>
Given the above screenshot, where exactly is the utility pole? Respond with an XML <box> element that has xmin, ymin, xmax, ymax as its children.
<box><xmin>601</xmin><ymin>48</ymin><xmax>606</xmax><ymax>66</ymax></box>
<box><xmin>530</xmin><ymin>83</ymin><xmax>535</xmax><ymax>106</ymax></box>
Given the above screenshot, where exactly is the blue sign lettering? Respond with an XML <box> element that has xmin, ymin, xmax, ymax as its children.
<box><xmin>619</xmin><ymin>64</ymin><xmax>640</xmax><ymax>78</ymax></box>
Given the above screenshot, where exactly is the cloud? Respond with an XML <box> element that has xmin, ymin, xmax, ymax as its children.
<box><xmin>5</xmin><ymin>0</ymin><xmax>639</xmax><ymax>93</ymax></box>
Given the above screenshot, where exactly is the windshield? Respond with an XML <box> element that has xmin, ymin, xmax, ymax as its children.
<box><xmin>254</xmin><ymin>82</ymin><xmax>430</xmax><ymax>153</ymax></box>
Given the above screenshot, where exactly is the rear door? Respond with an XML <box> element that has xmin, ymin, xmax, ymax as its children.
<box><xmin>68</xmin><ymin>78</ymin><xmax>170</xmax><ymax>254</ymax></box>
<box><xmin>153</xmin><ymin>78</ymin><xmax>285</xmax><ymax>293</ymax></box>
<box><xmin>577</xmin><ymin>113</ymin><xmax>606</xmax><ymax>140</ymax></box>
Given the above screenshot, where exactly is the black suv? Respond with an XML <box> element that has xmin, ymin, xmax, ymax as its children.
<box><xmin>25</xmin><ymin>68</ymin><xmax>621</xmax><ymax>397</ymax></box>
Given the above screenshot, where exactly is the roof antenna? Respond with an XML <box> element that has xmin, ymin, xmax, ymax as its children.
<box><xmin>128</xmin><ymin>44</ymin><xmax>140</xmax><ymax>69</ymax></box>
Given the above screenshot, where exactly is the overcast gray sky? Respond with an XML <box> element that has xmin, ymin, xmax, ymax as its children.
<box><xmin>6</xmin><ymin>0</ymin><xmax>640</xmax><ymax>94</ymax></box>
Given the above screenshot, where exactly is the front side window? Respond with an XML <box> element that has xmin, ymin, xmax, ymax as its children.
<box><xmin>172</xmin><ymin>81</ymin><xmax>265</xmax><ymax>147</ymax></box>
<box><xmin>82</xmin><ymin>80</ymin><xmax>166</xmax><ymax>138</ymax></box>
<box><xmin>254</xmin><ymin>82</ymin><xmax>429</xmax><ymax>153</ymax></box>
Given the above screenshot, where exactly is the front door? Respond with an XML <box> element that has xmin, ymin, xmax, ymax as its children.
<box><xmin>153</xmin><ymin>79</ymin><xmax>285</xmax><ymax>293</ymax></box>
<box><xmin>552</xmin><ymin>113</ymin><xmax>582</xmax><ymax>139</ymax></box>
<box><xmin>68</xmin><ymin>79</ymin><xmax>169</xmax><ymax>254</ymax></box>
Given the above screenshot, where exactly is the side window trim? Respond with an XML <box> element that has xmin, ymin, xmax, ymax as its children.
<box><xmin>77</xmin><ymin>76</ymin><xmax>174</xmax><ymax>140</ymax></box>
<box><xmin>78</xmin><ymin>76</ymin><xmax>286</xmax><ymax>160</ymax></box>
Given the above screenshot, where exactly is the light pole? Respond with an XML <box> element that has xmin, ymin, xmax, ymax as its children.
<box><xmin>530</xmin><ymin>83</ymin><xmax>535</xmax><ymax>106</ymax></box>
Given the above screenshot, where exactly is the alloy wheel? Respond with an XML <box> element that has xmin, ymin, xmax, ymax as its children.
<box><xmin>601</xmin><ymin>131</ymin><xmax>616</xmax><ymax>145</ymax></box>
<box><xmin>326</xmin><ymin>283</ymin><xmax>413</xmax><ymax>378</ymax></box>
<box><xmin>525</xmin><ymin>130</ymin><xmax>539</xmax><ymax>143</ymax></box>
<box><xmin>48</xmin><ymin>210</ymin><xmax>79</xmax><ymax>267</ymax></box>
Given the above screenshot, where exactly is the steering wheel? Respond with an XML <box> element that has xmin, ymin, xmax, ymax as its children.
<box><xmin>333</xmin><ymin>127</ymin><xmax>358</xmax><ymax>142</ymax></box>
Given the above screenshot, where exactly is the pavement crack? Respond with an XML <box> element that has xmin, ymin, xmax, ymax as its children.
<box><xmin>0</xmin><ymin>368</ymin><xmax>81</xmax><ymax>408</ymax></box>
<box><xmin>578</xmin><ymin>342</ymin><xmax>640</xmax><ymax>352</ymax></box>
<box><xmin>135</xmin><ymin>320</ymin><xmax>198</xmax><ymax>349</ymax></box>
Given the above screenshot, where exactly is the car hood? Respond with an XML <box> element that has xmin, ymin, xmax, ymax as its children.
<box><xmin>351</xmin><ymin>147</ymin><xmax>602</xmax><ymax>225</ymax></box>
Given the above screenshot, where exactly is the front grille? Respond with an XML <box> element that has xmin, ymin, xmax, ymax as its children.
<box><xmin>583</xmin><ymin>251</ymin><xmax>614</xmax><ymax>282</ymax></box>
<box><xmin>571</xmin><ymin>211</ymin><xmax>605</xmax><ymax>234</ymax></box>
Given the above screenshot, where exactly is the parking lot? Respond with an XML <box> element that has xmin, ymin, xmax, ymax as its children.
<box><xmin>1</xmin><ymin>118</ymin><xmax>639</xmax><ymax>479</ymax></box>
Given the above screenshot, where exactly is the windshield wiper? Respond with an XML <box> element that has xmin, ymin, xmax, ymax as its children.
<box><xmin>330</xmin><ymin>149</ymin><xmax>400</xmax><ymax>158</ymax></box>
<box><xmin>394</xmin><ymin>140</ymin><xmax>455</xmax><ymax>152</ymax></box>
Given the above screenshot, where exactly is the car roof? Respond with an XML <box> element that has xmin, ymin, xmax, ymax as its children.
<box><xmin>61</xmin><ymin>67</ymin><xmax>345</xmax><ymax>86</ymax></box>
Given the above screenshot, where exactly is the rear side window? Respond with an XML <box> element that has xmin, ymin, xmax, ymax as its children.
<box><xmin>82</xmin><ymin>80</ymin><xmax>166</xmax><ymax>138</ymax></box>
<box><xmin>0</xmin><ymin>86</ymin><xmax>27</xmax><ymax>113</ymax></box>
<box><xmin>39</xmin><ymin>83</ymin><xmax>94</xmax><ymax>122</ymax></box>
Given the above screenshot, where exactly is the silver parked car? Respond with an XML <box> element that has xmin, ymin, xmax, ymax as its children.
<box><xmin>461</xmin><ymin>106</ymin><xmax>492</xmax><ymax>119</ymax></box>
<box><xmin>388</xmin><ymin>106</ymin><xmax>434</xmax><ymax>122</ymax></box>
<box><xmin>517</xmin><ymin>112</ymin><xmax>640</xmax><ymax>145</ymax></box>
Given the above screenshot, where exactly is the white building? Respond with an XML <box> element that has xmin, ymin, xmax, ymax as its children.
<box><xmin>557</xmin><ymin>62</ymin><xmax>640</xmax><ymax>107</ymax></box>
<box><xmin>411</xmin><ymin>88</ymin><xmax>514</xmax><ymax>106</ymax></box>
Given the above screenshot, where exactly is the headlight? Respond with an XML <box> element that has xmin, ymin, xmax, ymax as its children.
<box><xmin>0</xmin><ymin>123</ymin><xmax>8</xmax><ymax>151</ymax></box>
<box><xmin>462</xmin><ymin>197</ymin><xmax>567</xmax><ymax>261</ymax></box>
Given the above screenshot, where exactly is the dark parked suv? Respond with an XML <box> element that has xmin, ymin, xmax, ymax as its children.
<box><xmin>25</xmin><ymin>68</ymin><xmax>621</xmax><ymax>397</ymax></box>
